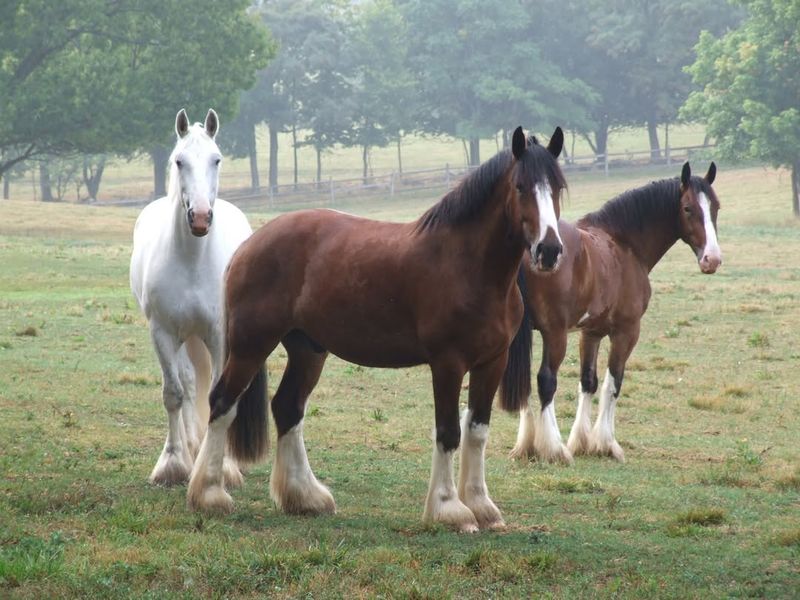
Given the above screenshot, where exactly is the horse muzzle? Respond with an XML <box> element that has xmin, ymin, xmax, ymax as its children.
<box><xmin>699</xmin><ymin>253</ymin><xmax>721</xmax><ymax>274</ymax></box>
<box><xmin>532</xmin><ymin>240</ymin><xmax>563</xmax><ymax>273</ymax></box>
<box><xmin>187</xmin><ymin>207</ymin><xmax>213</xmax><ymax>237</ymax></box>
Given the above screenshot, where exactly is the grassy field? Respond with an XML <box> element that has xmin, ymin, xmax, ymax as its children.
<box><xmin>1</xmin><ymin>162</ymin><xmax>799</xmax><ymax>598</ymax></box>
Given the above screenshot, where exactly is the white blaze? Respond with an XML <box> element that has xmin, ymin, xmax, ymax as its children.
<box><xmin>535</xmin><ymin>183</ymin><xmax>562</xmax><ymax>247</ymax></box>
<box><xmin>698</xmin><ymin>192</ymin><xmax>721</xmax><ymax>262</ymax></box>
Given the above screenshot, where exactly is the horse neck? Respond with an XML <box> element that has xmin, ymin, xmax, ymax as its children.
<box><xmin>609</xmin><ymin>211</ymin><xmax>679</xmax><ymax>272</ymax></box>
<box><xmin>464</xmin><ymin>183</ymin><xmax>526</xmax><ymax>286</ymax></box>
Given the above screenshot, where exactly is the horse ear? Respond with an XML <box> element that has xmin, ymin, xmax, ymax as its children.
<box><xmin>705</xmin><ymin>162</ymin><xmax>716</xmax><ymax>185</ymax></box>
<box><xmin>175</xmin><ymin>109</ymin><xmax>190</xmax><ymax>138</ymax></box>
<box><xmin>547</xmin><ymin>126</ymin><xmax>564</xmax><ymax>158</ymax></box>
<box><xmin>205</xmin><ymin>109</ymin><xmax>219</xmax><ymax>138</ymax></box>
<box><xmin>512</xmin><ymin>126</ymin><xmax>526</xmax><ymax>160</ymax></box>
<box><xmin>681</xmin><ymin>162</ymin><xmax>691</xmax><ymax>188</ymax></box>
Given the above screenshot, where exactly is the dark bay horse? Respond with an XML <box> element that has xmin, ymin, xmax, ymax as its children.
<box><xmin>187</xmin><ymin>127</ymin><xmax>568</xmax><ymax>531</ymax></box>
<box><xmin>505</xmin><ymin>162</ymin><xmax>721</xmax><ymax>463</ymax></box>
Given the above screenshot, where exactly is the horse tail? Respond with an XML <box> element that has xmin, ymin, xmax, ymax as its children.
<box><xmin>212</xmin><ymin>289</ymin><xmax>269</xmax><ymax>464</ymax></box>
<box><xmin>226</xmin><ymin>364</ymin><xmax>269</xmax><ymax>464</ymax></box>
<box><xmin>498</xmin><ymin>266</ymin><xmax>532</xmax><ymax>413</ymax></box>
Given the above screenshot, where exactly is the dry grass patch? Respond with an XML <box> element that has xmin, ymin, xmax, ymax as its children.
<box><xmin>774</xmin><ymin>529</ymin><xmax>800</xmax><ymax>547</ymax></box>
<box><xmin>116</xmin><ymin>373</ymin><xmax>159</xmax><ymax>387</ymax></box>
<box><xmin>688</xmin><ymin>395</ymin><xmax>747</xmax><ymax>414</ymax></box>
<box><xmin>15</xmin><ymin>326</ymin><xmax>38</xmax><ymax>337</ymax></box>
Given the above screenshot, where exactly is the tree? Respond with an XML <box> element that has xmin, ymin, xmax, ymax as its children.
<box><xmin>535</xmin><ymin>0</ymin><xmax>739</xmax><ymax>161</ymax></box>
<box><xmin>0</xmin><ymin>0</ymin><xmax>272</xmax><ymax>198</ymax></box>
<box><xmin>683</xmin><ymin>0</ymin><xmax>800</xmax><ymax>215</ymax></box>
<box><xmin>346</xmin><ymin>0</ymin><xmax>416</xmax><ymax>180</ymax></box>
<box><xmin>401</xmin><ymin>0</ymin><xmax>591</xmax><ymax>166</ymax></box>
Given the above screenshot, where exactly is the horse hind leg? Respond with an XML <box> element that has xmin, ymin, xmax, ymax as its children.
<box><xmin>149</xmin><ymin>326</ymin><xmax>194</xmax><ymax>486</ymax></box>
<box><xmin>270</xmin><ymin>330</ymin><xmax>334</xmax><ymax>515</ymax></box>
<box><xmin>180</xmin><ymin>337</ymin><xmax>210</xmax><ymax>459</ymax></box>
<box><xmin>588</xmin><ymin>328</ymin><xmax>638</xmax><ymax>462</ymax></box>
<box><xmin>567</xmin><ymin>332</ymin><xmax>602</xmax><ymax>456</ymax></box>
<box><xmin>509</xmin><ymin>404</ymin><xmax>537</xmax><ymax>460</ymax></box>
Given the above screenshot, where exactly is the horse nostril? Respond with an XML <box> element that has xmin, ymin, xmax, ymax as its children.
<box><xmin>534</xmin><ymin>243</ymin><xmax>543</xmax><ymax>259</ymax></box>
<box><xmin>207</xmin><ymin>209</ymin><xmax>213</xmax><ymax>225</ymax></box>
<box><xmin>187</xmin><ymin>208</ymin><xmax>195</xmax><ymax>225</ymax></box>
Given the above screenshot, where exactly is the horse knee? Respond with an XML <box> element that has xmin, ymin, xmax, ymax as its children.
<box><xmin>537</xmin><ymin>369</ymin><xmax>557</xmax><ymax>407</ymax></box>
<box><xmin>581</xmin><ymin>369</ymin><xmax>598</xmax><ymax>395</ymax></box>
<box><xmin>162</xmin><ymin>381</ymin><xmax>184</xmax><ymax>412</ymax></box>
<box><xmin>436</xmin><ymin>425</ymin><xmax>461</xmax><ymax>453</ymax></box>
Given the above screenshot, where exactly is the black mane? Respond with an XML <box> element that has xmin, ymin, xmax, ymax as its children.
<box><xmin>416</xmin><ymin>141</ymin><xmax>566</xmax><ymax>232</ymax></box>
<box><xmin>578</xmin><ymin>176</ymin><xmax>715</xmax><ymax>234</ymax></box>
<box><xmin>416</xmin><ymin>150</ymin><xmax>512</xmax><ymax>232</ymax></box>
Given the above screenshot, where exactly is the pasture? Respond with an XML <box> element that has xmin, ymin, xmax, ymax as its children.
<box><xmin>1</xmin><ymin>164</ymin><xmax>799</xmax><ymax>598</ymax></box>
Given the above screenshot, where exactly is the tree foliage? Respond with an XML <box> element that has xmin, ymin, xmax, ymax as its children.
<box><xmin>0</xmin><ymin>0</ymin><xmax>272</xmax><ymax>195</ymax></box>
<box><xmin>683</xmin><ymin>0</ymin><xmax>800</xmax><ymax>214</ymax></box>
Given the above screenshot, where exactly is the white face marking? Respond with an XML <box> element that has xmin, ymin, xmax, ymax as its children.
<box><xmin>698</xmin><ymin>192</ymin><xmax>721</xmax><ymax>262</ymax></box>
<box><xmin>534</xmin><ymin>183</ymin><xmax>562</xmax><ymax>247</ymax></box>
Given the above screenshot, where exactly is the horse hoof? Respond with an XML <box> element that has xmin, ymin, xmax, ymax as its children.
<box><xmin>187</xmin><ymin>484</ymin><xmax>234</xmax><ymax>514</ymax></box>
<box><xmin>149</xmin><ymin>456</ymin><xmax>191</xmax><ymax>487</ymax></box>
<box><xmin>424</xmin><ymin>496</ymin><xmax>479</xmax><ymax>533</ymax></box>
<box><xmin>463</xmin><ymin>495</ymin><xmax>505</xmax><ymax>531</ymax></box>
<box><xmin>270</xmin><ymin>476</ymin><xmax>336</xmax><ymax>515</ymax></box>
<box><xmin>509</xmin><ymin>445</ymin><xmax>535</xmax><ymax>461</ymax></box>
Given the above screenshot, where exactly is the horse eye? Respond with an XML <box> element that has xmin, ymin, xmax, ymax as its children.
<box><xmin>683</xmin><ymin>206</ymin><xmax>691</xmax><ymax>214</ymax></box>
<box><xmin>214</xmin><ymin>158</ymin><xmax>221</xmax><ymax>166</ymax></box>
<box><xmin>175</xmin><ymin>159</ymin><xmax>183</xmax><ymax>169</ymax></box>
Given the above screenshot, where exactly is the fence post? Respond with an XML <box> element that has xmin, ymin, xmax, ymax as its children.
<box><xmin>603</xmin><ymin>153</ymin><xmax>609</xmax><ymax>177</ymax></box>
<box><xmin>445</xmin><ymin>163</ymin><xmax>450</xmax><ymax>188</ymax></box>
<box><xmin>329</xmin><ymin>176</ymin><xmax>334</xmax><ymax>205</ymax></box>
<box><xmin>390</xmin><ymin>171</ymin><xmax>395</xmax><ymax>197</ymax></box>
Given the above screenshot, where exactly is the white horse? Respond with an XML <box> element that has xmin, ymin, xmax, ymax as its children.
<box><xmin>130</xmin><ymin>108</ymin><xmax>263</xmax><ymax>487</ymax></box>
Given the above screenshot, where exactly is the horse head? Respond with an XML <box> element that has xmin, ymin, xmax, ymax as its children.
<box><xmin>510</xmin><ymin>126</ymin><xmax>567</xmax><ymax>272</ymax></box>
<box><xmin>678</xmin><ymin>161</ymin><xmax>722</xmax><ymax>274</ymax></box>
<box><xmin>170</xmin><ymin>108</ymin><xmax>222</xmax><ymax>237</ymax></box>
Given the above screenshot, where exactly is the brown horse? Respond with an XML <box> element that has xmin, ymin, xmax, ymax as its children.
<box><xmin>186</xmin><ymin>127</ymin><xmax>568</xmax><ymax>531</ymax></box>
<box><xmin>504</xmin><ymin>162</ymin><xmax>721</xmax><ymax>463</ymax></box>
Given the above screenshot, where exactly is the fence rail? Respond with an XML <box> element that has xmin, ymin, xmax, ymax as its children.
<box><xmin>101</xmin><ymin>143</ymin><xmax>715</xmax><ymax>209</ymax></box>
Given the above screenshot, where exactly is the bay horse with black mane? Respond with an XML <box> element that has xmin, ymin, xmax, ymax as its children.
<box><xmin>187</xmin><ymin>127</ymin><xmax>568</xmax><ymax>531</ymax></box>
<box><xmin>503</xmin><ymin>162</ymin><xmax>722</xmax><ymax>464</ymax></box>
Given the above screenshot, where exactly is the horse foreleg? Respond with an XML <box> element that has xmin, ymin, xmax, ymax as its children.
<box><xmin>567</xmin><ymin>332</ymin><xmax>602</xmax><ymax>456</ymax></box>
<box><xmin>588</xmin><ymin>327</ymin><xmax>638</xmax><ymax>462</ymax></box>
<box><xmin>149</xmin><ymin>326</ymin><xmax>194</xmax><ymax>486</ymax></box>
<box><xmin>458</xmin><ymin>354</ymin><xmax>506</xmax><ymax>530</ymax></box>
<box><xmin>424</xmin><ymin>362</ymin><xmax>478</xmax><ymax>533</ymax></box>
<box><xmin>269</xmin><ymin>333</ymin><xmax>334</xmax><ymax>515</ymax></box>
<box><xmin>532</xmin><ymin>332</ymin><xmax>573</xmax><ymax>464</ymax></box>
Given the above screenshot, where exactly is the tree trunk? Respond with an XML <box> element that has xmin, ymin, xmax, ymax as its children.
<box><xmin>268</xmin><ymin>125</ymin><xmax>278</xmax><ymax>192</ymax></box>
<box><xmin>647</xmin><ymin>119</ymin><xmax>661</xmax><ymax>161</ymax></box>
<box><xmin>316</xmin><ymin>147</ymin><xmax>322</xmax><ymax>185</ymax></box>
<box><xmin>396</xmin><ymin>137</ymin><xmax>403</xmax><ymax>174</ymax></box>
<box><xmin>150</xmin><ymin>145</ymin><xmax>170</xmax><ymax>198</ymax></box>
<box><xmin>469</xmin><ymin>137</ymin><xmax>480</xmax><ymax>166</ymax></box>
<box><xmin>292</xmin><ymin>123</ymin><xmax>298</xmax><ymax>189</ymax></box>
<box><xmin>83</xmin><ymin>156</ymin><xmax>106</xmax><ymax>201</ymax></box>
<box><xmin>2</xmin><ymin>175</ymin><xmax>8</xmax><ymax>200</ymax></box>
<box><xmin>594</xmin><ymin>125</ymin><xmax>608</xmax><ymax>162</ymax></box>
<box><xmin>362</xmin><ymin>144</ymin><xmax>369</xmax><ymax>184</ymax></box>
<box><xmin>792</xmin><ymin>160</ymin><xmax>800</xmax><ymax>217</ymax></box>
<box><xmin>39</xmin><ymin>162</ymin><xmax>54</xmax><ymax>202</ymax></box>
<box><xmin>247</xmin><ymin>124</ymin><xmax>259</xmax><ymax>191</ymax></box>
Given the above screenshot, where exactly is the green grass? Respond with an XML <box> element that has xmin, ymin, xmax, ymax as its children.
<box><xmin>1</xmin><ymin>163</ymin><xmax>800</xmax><ymax>598</ymax></box>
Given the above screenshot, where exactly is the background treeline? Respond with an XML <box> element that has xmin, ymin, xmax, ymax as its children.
<box><xmin>1</xmin><ymin>0</ymin><xmax>797</xmax><ymax>213</ymax></box>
